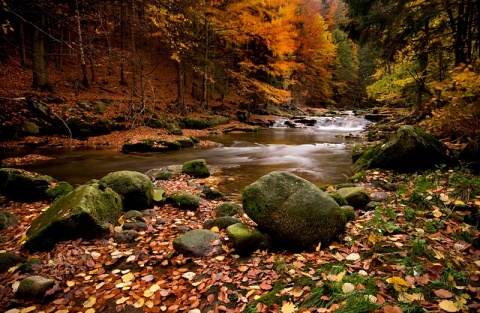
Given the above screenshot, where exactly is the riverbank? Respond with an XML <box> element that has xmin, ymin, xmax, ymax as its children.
<box><xmin>1</xmin><ymin>165</ymin><xmax>480</xmax><ymax>312</ymax></box>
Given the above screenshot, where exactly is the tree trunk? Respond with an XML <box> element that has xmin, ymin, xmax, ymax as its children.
<box><xmin>120</xmin><ymin>0</ymin><xmax>127</xmax><ymax>85</ymax></box>
<box><xmin>20</xmin><ymin>21</ymin><xmax>27</xmax><ymax>68</ymax></box>
<box><xmin>32</xmin><ymin>11</ymin><xmax>51</xmax><ymax>91</ymax></box>
<box><xmin>75</xmin><ymin>0</ymin><xmax>88</xmax><ymax>88</ymax></box>
<box><xmin>202</xmin><ymin>18</ymin><xmax>209</xmax><ymax>109</ymax></box>
<box><xmin>176</xmin><ymin>60</ymin><xmax>185</xmax><ymax>107</ymax></box>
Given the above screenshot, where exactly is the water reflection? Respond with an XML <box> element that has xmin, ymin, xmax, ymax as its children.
<box><xmin>19</xmin><ymin>127</ymin><xmax>364</xmax><ymax>199</ymax></box>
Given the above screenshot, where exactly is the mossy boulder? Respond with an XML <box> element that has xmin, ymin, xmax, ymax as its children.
<box><xmin>0</xmin><ymin>252</ymin><xmax>25</xmax><ymax>272</ymax></box>
<box><xmin>100</xmin><ymin>171</ymin><xmax>153</xmax><ymax>211</ymax></box>
<box><xmin>46</xmin><ymin>182</ymin><xmax>73</xmax><ymax>200</ymax></box>
<box><xmin>173</xmin><ymin>229</ymin><xmax>222</xmax><ymax>257</ymax></box>
<box><xmin>215</xmin><ymin>202</ymin><xmax>242</xmax><ymax>217</ymax></box>
<box><xmin>341</xmin><ymin>206</ymin><xmax>356</xmax><ymax>222</ymax></box>
<box><xmin>327</xmin><ymin>191</ymin><xmax>348</xmax><ymax>206</ymax></box>
<box><xmin>15</xmin><ymin>275</ymin><xmax>55</xmax><ymax>299</ymax></box>
<box><xmin>226</xmin><ymin>223</ymin><xmax>270</xmax><ymax>255</ymax></box>
<box><xmin>182</xmin><ymin>159</ymin><xmax>210</xmax><ymax>178</ymax></box>
<box><xmin>204</xmin><ymin>216</ymin><xmax>242</xmax><ymax>230</ymax></box>
<box><xmin>242</xmin><ymin>171</ymin><xmax>346</xmax><ymax>251</ymax></box>
<box><xmin>201</xmin><ymin>185</ymin><xmax>228</xmax><ymax>200</ymax></box>
<box><xmin>354</xmin><ymin>125</ymin><xmax>458</xmax><ymax>172</ymax></box>
<box><xmin>166</xmin><ymin>123</ymin><xmax>183</xmax><ymax>135</ymax></box>
<box><xmin>0</xmin><ymin>210</ymin><xmax>19</xmax><ymax>230</ymax></box>
<box><xmin>24</xmin><ymin>182</ymin><xmax>123</xmax><ymax>252</ymax></box>
<box><xmin>0</xmin><ymin>168</ymin><xmax>56</xmax><ymax>202</ymax></box>
<box><xmin>15</xmin><ymin>258</ymin><xmax>43</xmax><ymax>274</ymax></box>
<box><xmin>336</xmin><ymin>187</ymin><xmax>371</xmax><ymax>209</ymax></box>
<box><xmin>167</xmin><ymin>192</ymin><xmax>203</xmax><ymax>210</ymax></box>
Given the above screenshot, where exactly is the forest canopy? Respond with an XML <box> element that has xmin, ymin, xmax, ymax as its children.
<box><xmin>1</xmin><ymin>0</ymin><xmax>480</xmax><ymax>140</ymax></box>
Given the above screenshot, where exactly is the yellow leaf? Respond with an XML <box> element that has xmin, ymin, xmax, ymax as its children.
<box><xmin>368</xmin><ymin>233</ymin><xmax>381</xmax><ymax>245</ymax></box>
<box><xmin>20</xmin><ymin>307</ymin><xmax>36</xmax><ymax>313</ymax></box>
<box><xmin>281</xmin><ymin>302</ymin><xmax>296</xmax><ymax>313</ymax></box>
<box><xmin>210</xmin><ymin>226</ymin><xmax>220</xmax><ymax>233</ymax></box>
<box><xmin>432</xmin><ymin>209</ymin><xmax>443</xmax><ymax>217</ymax></box>
<box><xmin>432</xmin><ymin>249</ymin><xmax>445</xmax><ymax>260</ymax></box>
<box><xmin>315</xmin><ymin>242</ymin><xmax>322</xmax><ymax>251</ymax></box>
<box><xmin>133</xmin><ymin>298</ymin><xmax>145</xmax><ymax>308</ymax></box>
<box><xmin>454</xmin><ymin>200</ymin><xmax>466</xmax><ymax>207</ymax></box>
<box><xmin>122</xmin><ymin>272</ymin><xmax>135</xmax><ymax>283</ymax></box>
<box><xmin>5</xmin><ymin>309</ymin><xmax>20</xmax><ymax>313</ymax></box>
<box><xmin>143</xmin><ymin>289</ymin><xmax>154</xmax><ymax>298</ymax></box>
<box><xmin>245</xmin><ymin>289</ymin><xmax>256</xmax><ymax>298</ymax></box>
<box><xmin>398</xmin><ymin>292</ymin><xmax>424</xmax><ymax>303</ymax></box>
<box><xmin>215</xmin><ymin>255</ymin><xmax>225</xmax><ymax>261</ymax></box>
<box><xmin>85</xmin><ymin>309</ymin><xmax>95</xmax><ymax>313</ymax></box>
<box><xmin>17</xmin><ymin>234</ymin><xmax>27</xmax><ymax>245</ymax></box>
<box><xmin>116</xmin><ymin>296</ymin><xmax>129</xmax><ymax>305</ymax></box>
<box><xmin>66</xmin><ymin>280</ymin><xmax>75</xmax><ymax>287</ymax></box>
<box><xmin>145</xmin><ymin>300</ymin><xmax>154</xmax><ymax>308</ymax></box>
<box><xmin>386</xmin><ymin>276</ymin><xmax>409</xmax><ymax>292</ymax></box>
<box><xmin>83</xmin><ymin>296</ymin><xmax>96</xmax><ymax>308</ymax></box>
<box><xmin>149</xmin><ymin>284</ymin><xmax>160</xmax><ymax>292</ymax></box>
<box><xmin>327</xmin><ymin>270</ymin><xmax>346</xmax><ymax>282</ymax></box>
<box><xmin>238</xmin><ymin>265</ymin><xmax>249</xmax><ymax>272</ymax></box>
<box><xmin>438</xmin><ymin>300</ymin><xmax>460</xmax><ymax>312</ymax></box>
<box><xmin>118</xmin><ymin>216</ymin><xmax>125</xmax><ymax>226</ymax></box>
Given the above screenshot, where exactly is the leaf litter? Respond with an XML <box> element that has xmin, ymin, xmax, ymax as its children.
<box><xmin>0</xmin><ymin>169</ymin><xmax>480</xmax><ymax>312</ymax></box>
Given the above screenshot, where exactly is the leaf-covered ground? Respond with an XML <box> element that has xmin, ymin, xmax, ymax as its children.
<box><xmin>1</xmin><ymin>168</ymin><xmax>480</xmax><ymax>313</ymax></box>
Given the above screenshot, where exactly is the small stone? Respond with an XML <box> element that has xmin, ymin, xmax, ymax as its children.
<box><xmin>114</xmin><ymin>230</ymin><xmax>139</xmax><ymax>244</ymax></box>
<box><xmin>123</xmin><ymin>222</ymin><xmax>148</xmax><ymax>231</ymax></box>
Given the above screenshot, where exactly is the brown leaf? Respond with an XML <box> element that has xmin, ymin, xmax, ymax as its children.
<box><xmin>383</xmin><ymin>305</ymin><xmax>403</xmax><ymax>313</ymax></box>
<box><xmin>433</xmin><ymin>289</ymin><xmax>454</xmax><ymax>299</ymax></box>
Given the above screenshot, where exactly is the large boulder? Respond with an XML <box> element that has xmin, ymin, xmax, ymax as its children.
<box><xmin>0</xmin><ymin>252</ymin><xmax>26</xmax><ymax>272</ymax></box>
<box><xmin>354</xmin><ymin>125</ymin><xmax>457</xmax><ymax>173</ymax></box>
<box><xmin>242</xmin><ymin>171</ymin><xmax>346</xmax><ymax>251</ymax></box>
<box><xmin>167</xmin><ymin>192</ymin><xmax>203</xmax><ymax>210</ymax></box>
<box><xmin>15</xmin><ymin>275</ymin><xmax>55</xmax><ymax>299</ymax></box>
<box><xmin>99</xmin><ymin>171</ymin><xmax>153</xmax><ymax>211</ymax></box>
<box><xmin>24</xmin><ymin>182</ymin><xmax>123</xmax><ymax>252</ymax></box>
<box><xmin>0</xmin><ymin>168</ymin><xmax>55</xmax><ymax>202</ymax></box>
<box><xmin>173</xmin><ymin>229</ymin><xmax>222</xmax><ymax>257</ymax></box>
<box><xmin>0</xmin><ymin>210</ymin><xmax>19</xmax><ymax>230</ymax></box>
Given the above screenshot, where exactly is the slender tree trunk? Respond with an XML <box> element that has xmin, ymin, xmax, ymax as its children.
<box><xmin>20</xmin><ymin>21</ymin><xmax>27</xmax><ymax>68</ymax></box>
<box><xmin>120</xmin><ymin>0</ymin><xmax>127</xmax><ymax>85</ymax></box>
<box><xmin>76</xmin><ymin>0</ymin><xmax>88</xmax><ymax>87</ymax></box>
<box><xmin>56</xmin><ymin>21</ymin><xmax>64</xmax><ymax>71</ymax></box>
<box><xmin>202</xmin><ymin>18</ymin><xmax>209</xmax><ymax>109</ymax></box>
<box><xmin>32</xmin><ymin>10</ymin><xmax>51</xmax><ymax>91</ymax></box>
<box><xmin>176</xmin><ymin>60</ymin><xmax>185</xmax><ymax>106</ymax></box>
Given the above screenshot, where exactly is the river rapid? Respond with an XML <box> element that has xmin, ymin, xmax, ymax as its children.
<box><xmin>18</xmin><ymin>114</ymin><xmax>370</xmax><ymax>199</ymax></box>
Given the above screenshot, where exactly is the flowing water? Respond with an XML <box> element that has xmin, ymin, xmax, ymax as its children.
<box><xmin>17</xmin><ymin>115</ymin><xmax>370</xmax><ymax>199</ymax></box>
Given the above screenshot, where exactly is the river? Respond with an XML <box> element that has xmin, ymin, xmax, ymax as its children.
<box><xmin>18</xmin><ymin>115</ymin><xmax>370</xmax><ymax>199</ymax></box>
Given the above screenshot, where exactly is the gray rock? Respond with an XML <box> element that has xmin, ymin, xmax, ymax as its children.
<box><xmin>15</xmin><ymin>258</ymin><xmax>43</xmax><ymax>273</ymax></box>
<box><xmin>0</xmin><ymin>210</ymin><xmax>19</xmax><ymax>230</ymax></box>
<box><xmin>365</xmin><ymin>201</ymin><xmax>381</xmax><ymax>211</ymax></box>
<box><xmin>204</xmin><ymin>216</ymin><xmax>242</xmax><ymax>230</ymax></box>
<box><xmin>167</xmin><ymin>192</ymin><xmax>203</xmax><ymax>210</ymax></box>
<box><xmin>124</xmin><ymin>210</ymin><xmax>145</xmax><ymax>222</ymax></box>
<box><xmin>336</xmin><ymin>187</ymin><xmax>371</xmax><ymax>209</ymax></box>
<box><xmin>100</xmin><ymin>171</ymin><xmax>154</xmax><ymax>211</ymax></box>
<box><xmin>0</xmin><ymin>168</ymin><xmax>56</xmax><ymax>202</ymax></box>
<box><xmin>24</xmin><ymin>182</ymin><xmax>123</xmax><ymax>252</ymax></box>
<box><xmin>201</xmin><ymin>185</ymin><xmax>228</xmax><ymax>200</ymax></box>
<box><xmin>242</xmin><ymin>171</ymin><xmax>346</xmax><ymax>251</ymax></box>
<box><xmin>215</xmin><ymin>202</ymin><xmax>242</xmax><ymax>217</ymax></box>
<box><xmin>123</xmin><ymin>222</ymin><xmax>148</xmax><ymax>230</ymax></box>
<box><xmin>16</xmin><ymin>275</ymin><xmax>55</xmax><ymax>298</ymax></box>
<box><xmin>114</xmin><ymin>230</ymin><xmax>139</xmax><ymax>244</ymax></box>
<box><xmin>151</xmin><ymin>165</ymin><xmax>183</xmax><ymax>181</ymax></box>
<box><xmin>0</xmin><ymin>253</ymin><xmax>26</xmax><ymax>272</ymax></box>
<box><xmin>327</xmin><ymin>191</ymin><xmax>348</xmax><ymax>206</ymax></box>
<box><xmin>182</xmin><ymin>159</ymin><xmax>210</xmax><ymax>178</ymax></box>
<box><xmin>226</xmin><ymin>223</ymin><xmax>270</xmax><ymax>255</ymax></box>
<box><xmin>354</xmin><ymin>125</ymin><xmax>458</xmax><ymax>172</ymax></box>
<box><xmin>173</xmin><ymin>229</ymin><xmax>222</xmax><ymax>257</ymax></box>
<box><xmin>370</xmin><ymin>192</ymin><xmax>389</xmax><ymax>202</ymax></box>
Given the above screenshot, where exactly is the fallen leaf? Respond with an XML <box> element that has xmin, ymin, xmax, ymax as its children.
<box><xmin>83</xmin><ymin>296</ymin><xmax>96</xmax><ymax>308</ymax></box>
<box><xmin>398</xmin><ymin>293</ymin><xmax>424</xmax><ymax>303</ymax></box>
<box><xmin>20</xmin><ymin>307</ymin><xmax>36</xmax><ymax>313</ymax></box>
<box><xmin>382</xmin><ymin>305</ymin><xmax>403</xmax><ymax>313</ymax></box>
<box><xmin>342</xmin><ymin>282</ymin><xmax>355</xmax><ymax>293</ymax></box>
<box><xmin>116</xmin><ymin>296</ymin><xmax>129</xmax><ymax>304</ymax></box>
<box><xmin>386</xmin><ymin>276</ymin><xmax>409</xmax><ymax>292</ymax></box>
<box><xmin>438</xmin><ymin>300</ymin><xmax>460</xmax><ymax>312</ymax></box>
<box><xmin>434</xmin><ymin>289</ymin><xmax>454</xmax><ymax>299</ymax></box>
<box><xmin>281</xmin><ymin>302</ymin><xmax>296</xmax><ymax>313</ymax></box>
<box><xmin>346</xmin><ymin>253</ymin><xmax>360</xmax><ymax>261</ymax></box>
<box><xmin>133</xmin><ymin>297</ymin><xmax>145</xmax><ymax>308</ymax></box>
